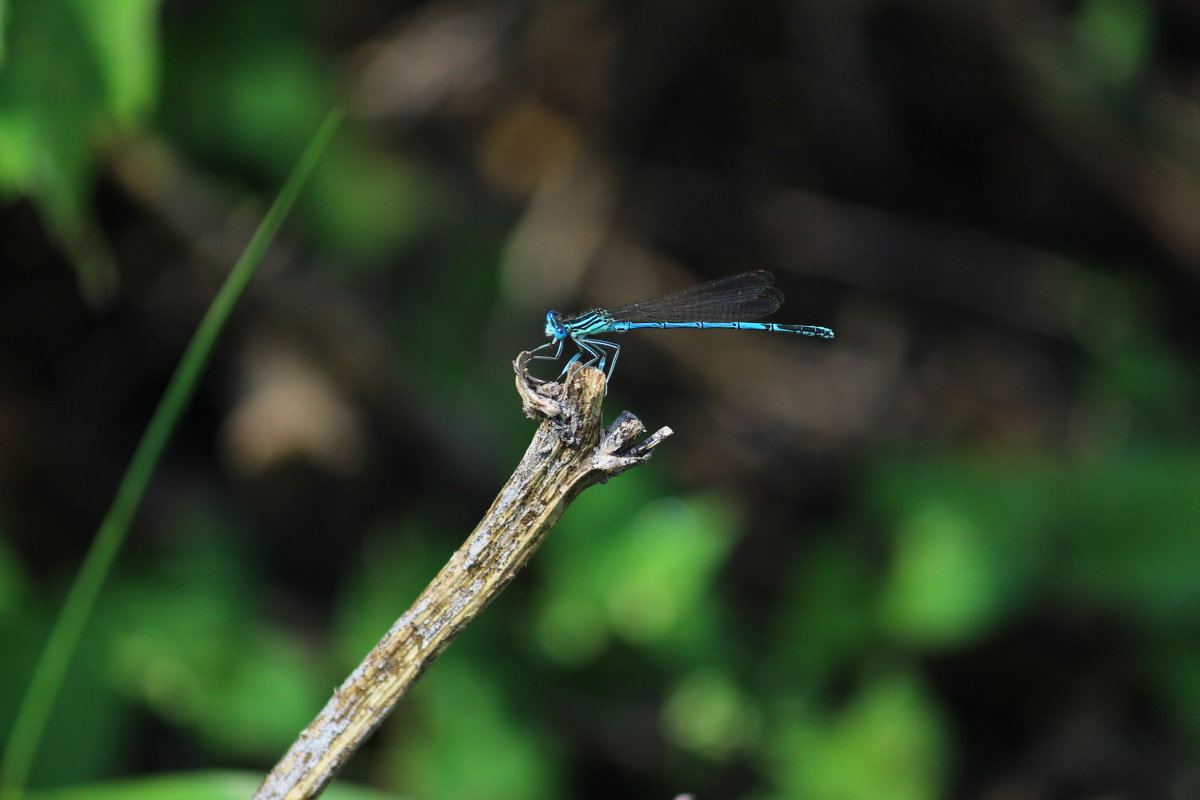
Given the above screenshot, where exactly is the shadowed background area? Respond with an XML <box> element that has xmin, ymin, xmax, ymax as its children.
<box><xmin>2</xmin><ymin>0</ymin><xmax>1200</xmax><ymax>798</ymax></box>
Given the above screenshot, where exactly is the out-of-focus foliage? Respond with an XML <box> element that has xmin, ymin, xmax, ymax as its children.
<box><xmin>3</xmin><ymin>0</ymin><xmax>1200</xmax><ymax>798</ymax></box>
<box><xmin>158</xmin><ymin>3</ymin><xmax>437</xmax><ymax>267</ymax></box>
<box><xmin>762</xmin><ymin>670</ymin><xmax>946</xmax><ymax>800</ymax></box>
<box><xmin>0</xmin><ymin>0</ymin><xmax>160</xmax><ymax>302</ymax></box>
<box><xmin>103</xmin><ymin>503</ymin><xmax>326</xmax><ymax>756</ymax></box>
<box><xmin>536</xmin><ymin>486</ymin><xmax>738</xmax><ymax>662</ymax></box>
<box><xmin>25</xmin><ymin>770</ymin><xmax>398</xmax><ymax>800</ymax></box>
<box><xmin>1072</xmin><ymin>0</ymin><xmax>1154</xmax><ymax>92</ymax></box>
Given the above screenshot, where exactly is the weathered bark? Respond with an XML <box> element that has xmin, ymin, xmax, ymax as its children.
<box><xmin>254</xmin><ymin>355</ymin><xmax>672</xmax><ymax>800</ymax></box>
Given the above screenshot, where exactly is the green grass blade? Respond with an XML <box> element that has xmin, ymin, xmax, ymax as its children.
<box><xmin>0</xmin><ymin>108</ymin><xmax>345</xmax><ymax>800</ymax></box>
<box><xmin>0</xmin><ymin>0</ymin><xmax>8</xmax><ymax>66</ymax></box>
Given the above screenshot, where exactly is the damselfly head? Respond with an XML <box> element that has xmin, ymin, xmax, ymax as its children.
<box><xmin>544</xmin><ymin>311</ymin><xmax>568</xmax><ymax>341</ymax></box>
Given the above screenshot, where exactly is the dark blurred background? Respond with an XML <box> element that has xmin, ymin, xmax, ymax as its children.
<box><xmin>3</xmin><ymin>0</ymin><xmax>1200</xmax><ymax>798</ymax></box>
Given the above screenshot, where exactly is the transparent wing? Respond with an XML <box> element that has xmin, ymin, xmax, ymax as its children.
<box><xmin>602</xmin><ymin>270</ymin><xmax>783</xmax><ymax>324</ymax></box>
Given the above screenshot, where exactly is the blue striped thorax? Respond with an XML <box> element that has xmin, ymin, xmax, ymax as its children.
<box><xmin>545</xmin><ymin>311</ymin><xmax>568</xmax><ymax>341</ymax></box>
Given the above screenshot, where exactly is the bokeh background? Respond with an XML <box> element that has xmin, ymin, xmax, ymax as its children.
<box><xmin>3</xmin><ymin>0</ymin><xmax>1200</xmax><ymax>798</ymax></box>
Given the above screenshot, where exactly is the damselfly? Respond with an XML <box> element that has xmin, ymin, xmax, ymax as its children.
<box><xmin>530</xmin><ymin>270</ymin><xmax>834</xmax><ymax>383</ymax></box>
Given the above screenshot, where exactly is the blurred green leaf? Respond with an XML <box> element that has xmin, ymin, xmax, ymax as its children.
<box><xmin>0</xmin><ymin>0</ymin><xmax>161</xmax><ymax>301</ymax></box>
<box><xmin>71</xmin><ymin>0</ymin><xmax>159</xmax><ymax>123</ymax></box>
<box><xmin>386</xmin><ymin>658</ymin><xmax>562</xmax><ymax>800</ymax></box>
<box><xmin>533</xmin><ymin>477</ymin><xmax>650</xmax><ymax>664</ymax></box>
<box><xmin>870</xmin><ymin>456</ymin><xmax>1051</xmax><ymax>647</ymax></box>
<box><xmin>33</xmin><ymin>634</ymin><xmax>133</xmax><ymax>789</ymax></box>
<box><xmin>1073</xmin><ymin>0</ymin><xmax>1153</xmax><ymax>91</ymax></box>
<box><xmin>1061</xmin><ymin>449</ymin><xmax>1200</xmax><ymax>625</ymax></box>
<box><xmin>603</xmin><ymin>496</ymin><xmax>736</xmax><ymax>645</ymax></box>
<box><xmin>0</xmin><ymin>1</ymin><xmax>98</xmax><ymax>198</ymax></box>
<box><xmin>162</xmin><ymin>21</ymin><xmax>327</xmax><ymax>177</ymax></box>
<box><xmin>157</xmin><ymin>5</ymin><xmax>438</xmax><ymax>276</ymax></box>
<box><xmin>763</xmin><ymin>670</ymin><xmax>947</xmax><ymax>800</ymax></box>
<box><xmin>26</xmin><ymin>770</ymin><xmax>403</xmax><ymax>800</ymax></box>
<box><xmin>663</xmin><ymin>668</ymin><xmax>761</xmax><ymax>760</ymax></box>
<box><xmin>197</xmin><ymin>630</ymin><xmax>325</xmax><ymax>755</ymax></box>
<box><xmin>879</xmin><ymin>502</ymin><xmax>1002</xmax><ymax>646</ymax></box>
<box><xmin>0</xmin><ymin>0</ymin><xmax>8</xmax><ymax>66</ymax></box>
<box><xmin>223</xmin><ymin>42</ymin><xmax>329</xmax><ymax>174</ymax></box>
<box><xmin>305</xmin><ymin>142</ymin><xmax>439</xmax><ymax>266</ymax></box>
<box><xmin>532</xmin><ymin>572</ymin><xmax>610</xmax><ymax>665</ymax></box>
<box><xmin>0</xmin><ymin>0</ymin><xmax>127</xmax><ymax>301</ymax></box>
<box><xmin>535</xmin><ymin>488</ymin><xmax>738</xmax><ymax>664</ymax></box>
<box><xmin>104</xmin><ymin>504</ymin><xmax>326</xmax><ymax>756</ymax></box>
<box><xmin>26</xmin><ymin>771</ymin><xmax>260</xmax><ymax>800</ymax></box>
<box><xmin>767</xmin><ymin>540</ymin><xmax>875</xmax><ymax>692</ymax></box>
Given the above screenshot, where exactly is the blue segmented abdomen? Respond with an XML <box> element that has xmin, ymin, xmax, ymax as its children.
<box><xmin>608</xmin><ymin>321</ymin><xmax>834</xmax><ymax>338</ymax></box>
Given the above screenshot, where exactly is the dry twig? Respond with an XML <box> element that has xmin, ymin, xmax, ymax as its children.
<box><xmin>254</xmin><ymin>355</ymin><xmax>673</xmax><ymax>800</ymax></box>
